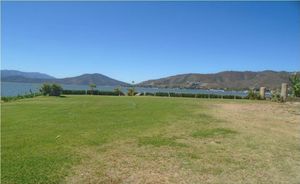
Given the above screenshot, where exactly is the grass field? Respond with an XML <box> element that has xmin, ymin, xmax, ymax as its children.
<box><xmin>1</xmin><ymin>95</ymin><xmax>300</xmax><ymax>183</ymax></box>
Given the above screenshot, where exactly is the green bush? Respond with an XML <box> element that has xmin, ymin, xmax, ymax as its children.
<box><xmin>246</xmin><ymin>90</ymin><xmax>260</xmax><ymax>100</ymax></box>
<box><xmin>40</xmin><ymin>83</ymin><xmax>63</xmax><ymax>96</ymax></box>
<box><xmin>50</xmin><ymin>84</ymin><xmax>63</xmax><ymax>96</ymax></box>
<box><xmin>89</xmin><ymin>84</ymin><xmax>97</xmax><ymax>95</ymax></box>
<box><xmin>40</xmin><ymin>83</ymin><xmax>52</xmax><ymax>96</ymax></box>
<box><xmin>289</xmin><ymin>74</ymin><xmax>300</xmax><ymax>97</ymax></box>
<box><xmin>114</xmin><ymin>88</ymin><xmax>125</xmax><ymax>96</ymax></box>
<box><xmin>127</xmin><ymin>88</ymin><xmax>136</xmax><ymax>96</ymax></box>
<box><xmin>271</xmin><ymin>90</ymin><xmax>283</xmax><ymax>102</ymax></box>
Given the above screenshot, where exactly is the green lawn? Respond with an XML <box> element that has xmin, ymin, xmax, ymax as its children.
<box><xmin>1</xmin><ymin>95</ymin><xmax>300</xmax><ymax>183</ymax></box>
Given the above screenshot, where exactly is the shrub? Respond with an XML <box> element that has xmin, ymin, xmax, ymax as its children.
<box><xmin>127</xmin><ymin>88</ymin><xmax>135</xmax><ymax>96</ymax></box>
<box><xmin>89</xmin><ymin>84</ymin><xmax>97</xmax><ymax>95</ymax></box>
<box><xmin>40</xmin><ymin>83</ymin><xmax>52</xmax><ymax>96</ymax></box>
<box><xmin>289</xmin><ymin>74</ymin><xmax>300</xmax><ymax>97</ymax></box>
<box><xmin>114</xmin><ymin>88</ymin><xmax>124</xmax><ymax>96</ymax></box>
<box><xmin>271</xmin><ymin>90</ymin><xmax>283</xmax><ymax>102</ymax></box>
<box><xmin>246</xmin><ymin>90</ymin><xmax>260</xmax><ymax>100</ymax></box>
<box><xmin>40</xmin><ymin>83</ymin><xmax>63</xmax><ymax>96</ymax></box>
<box><xmin>50</xmin><ymin>84</ymin><xmax>63</xmax><ymax>96</ymax></box>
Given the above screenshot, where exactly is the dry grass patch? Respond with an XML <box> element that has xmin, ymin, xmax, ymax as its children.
<box><xmin>65</xmin><ymin>100</ymin><xmax>300</xmax><ymax>184</ymax></box>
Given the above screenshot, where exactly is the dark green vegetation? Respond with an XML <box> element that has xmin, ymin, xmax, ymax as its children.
<box><xmin>139</xmin><ymin>70</ymin><xmax>299</xmax><ymax>90</ymax></box>
<box><xmin>1</xmin><ymin>96</ymin><xmax>300</xmax><ymax>183</ymax></box>
<box><xmin>61</xmin><ymin>90</ymin><xmax>246</xmax><ymax>99</ymax></box>
<box><xmin>290</xmin><ymin>74</ymin><xmax>300</xmax><ymax>97</ymax></box>
<box><xmin>62</xmin><ymin>90</ymin><xmax>123</xmax><ymax>96</ymax></box>
<box><xmin>1</xmin><ymin>93</ymin><xmax>40</xmax><ymax>102</ymax></box>
<box><xmin>247</xmin><ymin>90</ymin><xmax>261</xmax><ymax>100</ymax></box>
<box><xmin>127</xmin><ymin>88</ymin><xmax>136</xmax><ymax>96</ymax></box>
<box><xmin>40</xmin><ymin>83</ymin><xmax>63</xmax><ymax>96</ymax></box>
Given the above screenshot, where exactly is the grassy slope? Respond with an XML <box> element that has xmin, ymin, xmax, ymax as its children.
<box><xmin>1</xmin><ymin>96</ymin><xmax>300</xmax><ymax>183</ymax></box>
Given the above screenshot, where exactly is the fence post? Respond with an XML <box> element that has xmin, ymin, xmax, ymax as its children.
<box><xmin>260</xmin><ymin>87</ymin><xmax>266</xmax><ymax>99</ymax></box>
<box><xmin>280</xmin><ymin>83</ymin><xmax>288</xmax><ymax>102</ymax></box>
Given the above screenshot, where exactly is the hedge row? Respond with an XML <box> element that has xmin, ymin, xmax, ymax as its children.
<box><xmin>62</xmin><ymin>90</ymin><xmax>86</xmax><ymax>95</ymax></box>
<box><xmin>140</xmin><ymin>92</ymin><xmax>244</xmax><ymax>99</ymax></box>
<box><xmin>62</xmin><ymin>90</ymin><xmax>125</xmax><ymax>96</ymax></box>
<box><xmin>61</xmin><ymin>90</ymin><xmax>246</xmax><ymax>99</ymax></box>
<box><xmin>62</xmin><ymin>90</ymin><xmax>245</xmax><ymax>99</ymax></box>
<box><xmin>1</xmin><ymin>93</ymin><xmax>41</xmax><ymax>102</ymax></box>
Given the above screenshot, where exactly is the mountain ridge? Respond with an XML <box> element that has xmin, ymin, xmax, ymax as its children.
<box><xmin>2</xmin><ymin>70</ymin><xmax>299</xmax><ymax>89</ymax></box>
<box><xmin>138</xmin><ymin>70</ymin><xmax>299</xmax><ymax>90</ymax></box>
<box><xmin>1</xmin><ymin>70</ymin><xmax>129</xmax><ymax>86</ymax></box>
<box><xmin>1</xmin><ymin>69</ymin><xmax>56</xmax><ymax>79</ymax></box>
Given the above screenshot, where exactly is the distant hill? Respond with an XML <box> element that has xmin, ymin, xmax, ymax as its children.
<box><xmin>3</xmin><ymin>70</ymin><xmax>298</xmax><ymax>90</ymax></box>
<box><xmin>138</xmin><ymin>71</ymin><xmax>298</xmax><ymax>90</ymax></box>
<box><xmin>1</xmin><ymin>70</ymin><xmax>129</xmax><ymax>86</ymax></box>
<box><xmin>58</xmin><ymin>74</ymin><xmax>129</xmax><ymax>86</ymax></box>
<box><xmin>1</xmin><ymin>70</ymin><xmax>55</xmax><ymax>79</ymax></box>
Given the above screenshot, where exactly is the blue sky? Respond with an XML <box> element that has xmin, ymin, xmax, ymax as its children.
<box><xmin>2</xmin><ymin>2</ymin><xmax>300</xmax><ymax>83</ymax></box>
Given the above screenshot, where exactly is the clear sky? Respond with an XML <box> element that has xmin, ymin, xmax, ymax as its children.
<box><xmin>2</xmin><ymin>1</ymin><xmax>300</xmax><ymax>83</ymax></box>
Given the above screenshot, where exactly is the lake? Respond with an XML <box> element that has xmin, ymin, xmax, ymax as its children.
<box><xmin>1</xmin><ymin>82</ymin><xmax>249</xmax><ymax>97</ymax></box>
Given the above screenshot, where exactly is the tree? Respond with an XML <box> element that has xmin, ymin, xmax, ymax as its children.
<box><xmin>289</xmin><ymin>74</ymin><xmax>300</xmax><ymax>97</ymax></box>
<box><xmin>114</xmin><ymin>87</ymin><xmax>123</xmax><ymax>96</ymax></box>
<box><xmin>50</xmin><ymin>84</ymin><xmax>63</xmax><ymax>96</ymax></box>
<box><xmin>40</xmin><ymin>83</ymin><xmax>52</xmax><ymax>96</ymax></box>
<box><xmin>127</xmin><ymin>88</ymin><xmax>135</xmax><ymax>96</ymax></box>
<box><xmin>127</xmin><ymin>81</ymin><xmax>135</xmax><ymax>96</ymax></box>
<box><xmin>89</xmin><ymin>84</ymin><xmax>96</xmax><ymax>95</ymax></box>
<box><xmin>40</xmin><ymin>83</ymin><xmax>63</xmax><ymax>96</ymax></box>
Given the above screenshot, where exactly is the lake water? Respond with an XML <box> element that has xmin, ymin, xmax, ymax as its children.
<box><xmin>1</xmin><ymin>82</ymin><xmax>249</xmax><ymax>97</ymax></box>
